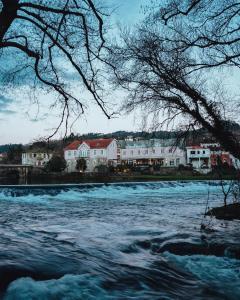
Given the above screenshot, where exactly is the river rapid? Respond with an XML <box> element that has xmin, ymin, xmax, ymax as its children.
<box><xmin>0</xmin><ymin>181</ymin><xmax>239</xmax><ymax>300</ymax></box>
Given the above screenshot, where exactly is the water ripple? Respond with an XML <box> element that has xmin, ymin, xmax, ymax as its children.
<box><xmin>0</xmin><ymin>181</ymin><xmax>239</xmax><ymax>299</ymax></box>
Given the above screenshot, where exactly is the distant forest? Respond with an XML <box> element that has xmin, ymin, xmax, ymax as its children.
<box><xmin>0</xmin><ymin>144</ymin><xmax>22</xmax><ymax>154</ymax></box>
<box><xmin>0</xmin><ymin>129</ymin><xmax>211</xmax><ymax>154</ymax></box>
<box><xmin>0</xmin><ymin>130</ymin><xmax>191</xmax><ymax>153</ymax></box>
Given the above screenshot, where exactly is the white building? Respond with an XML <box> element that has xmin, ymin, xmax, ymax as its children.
<box><xmin>64</xmin><ymin>138</ymin><xmax>117</xmax><ymax>172</ymax></box>
<box><xmin>186</xmin><ymin>146</ymin><xmax>211</xmax><ymax>172</ymax></box>
<box><xmin>22</xmin><ymin>151</ymin><xmax>53</xmax><ymax>167</ymax></box>
<box><xmin>119</xmin><ymin>139</ymin><xmax>186</xmax><ymax>167</ymax></box>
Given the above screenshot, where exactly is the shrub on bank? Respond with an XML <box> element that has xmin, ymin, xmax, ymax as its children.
<box><xmin>45</xmin><ymin>156</ymin><xmax>67</xmax><ymax>172</ymax></box>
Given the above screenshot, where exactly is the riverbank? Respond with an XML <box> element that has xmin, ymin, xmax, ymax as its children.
<box><xmin>0</xmin><ymin>171</ymin><xmax>236</xmax><ymax>185</ymax></box>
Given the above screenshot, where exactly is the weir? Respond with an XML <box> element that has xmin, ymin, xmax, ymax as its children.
<box><xmin>0</xmin><ymin>164</ymin><xmax>33</xmax><ymax>184</ymax></box>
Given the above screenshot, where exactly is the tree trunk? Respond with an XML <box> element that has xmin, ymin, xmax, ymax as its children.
<box><xmin>0</xmin><ymin>0</ymin><xmax>19</xmax><ymax>42</ymax></box>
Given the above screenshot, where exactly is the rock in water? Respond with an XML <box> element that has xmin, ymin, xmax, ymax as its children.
<box><xmin>207</xmin><ymin>203</ymin><xmax>240</xmax><ymax>220</ymax></box>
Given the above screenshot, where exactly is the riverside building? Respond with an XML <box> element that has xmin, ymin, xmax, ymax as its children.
<box><xmin>64</xmin><ymin>138</ymin><xmax>118</xmax><ymax>172</ymax></box>
<box><xmin>22</xmin><ymin>150</ymin><xmax>53</xmax><ymax>167</ymax></box>
<box><xmin>119</xmin><ymin>139</ymin><xmax>186</xmax><ymax>167</ymax></box>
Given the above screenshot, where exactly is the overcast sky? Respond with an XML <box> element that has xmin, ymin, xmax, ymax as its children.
<box><xmin>0</xmin><ymin>0</ymin><xmax>150</xmax><ymax>145</ymax></box>
<box><xmin>1</xmin><ymin>0</ymin><xmax>239</xmax><ymax>145</ymax></box>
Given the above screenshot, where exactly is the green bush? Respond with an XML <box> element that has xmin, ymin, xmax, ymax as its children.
<box><xmin>45</xmin><ymin>156</ymin><xmax>66</xmax><ymax>172</ymax></box>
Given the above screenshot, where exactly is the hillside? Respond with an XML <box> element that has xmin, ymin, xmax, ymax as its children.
<box><xmin>0</xmin><ymin>119</ymin><xmax>239</xmax><ymax>153</ymax></box>
<box><xmin>0</xmin><ymin>144</ymin><xmax>22</xmax><ymax>154</ymax></box>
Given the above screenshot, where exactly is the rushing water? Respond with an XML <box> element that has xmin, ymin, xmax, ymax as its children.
<box><xmin>0</xmin><ymin>181</ymin><xmax>239</xmax><ymax>300</ymax></box>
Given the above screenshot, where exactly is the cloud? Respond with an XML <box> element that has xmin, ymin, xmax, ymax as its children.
<box><xmin>1</xmin><ymin>109</ymin><xmax>17</xmax><ymax>115</ymax></box>
<box><xmin>0</xmin><ymin>94</ymin><xmax>13</xmax><ymax>108</ymax></box>
<box><xmin>29</xmin><ymin>113</ymin><xmax>49</xmax><ymax>123</ymax></box>
<box><xmin>0</xmin><ymin>94</ymin><xmax>16</xmax><ymax>115</ymax></box>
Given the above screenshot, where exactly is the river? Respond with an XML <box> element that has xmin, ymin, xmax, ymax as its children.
<box><xmin>0</xmin><ymin>181</ymin><xmax>239</xmax><ymax>299</ymax></box>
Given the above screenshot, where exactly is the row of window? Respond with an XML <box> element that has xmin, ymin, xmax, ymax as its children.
<box><xmin>23</xmin><ymin>153</ymin><xmax>51</xmax><ymax>159</ymax></box>
<box><xmin>122</xmin><ymin>148</ymin><xmax>176</xmax><ymax>156</ymax></box>
<box><xmin>125</xmin><ymin>158</ymin><xmax>180</xmax><ymax>166</ymax></box>
<box><xmin>67</xmin><ymin>149</ymin><xmax>105</xmax><ymax>157</ymax></box>
<box><xmin>190</xmin><ymin>150</ymin><xmax>206</xmax><ymax>155</ymax></box>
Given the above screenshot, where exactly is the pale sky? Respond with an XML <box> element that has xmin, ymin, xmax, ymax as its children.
<box><xmin>0</xmin><ymin>0</ymin><xmax>149</xmax><ymax>144</ymax></box>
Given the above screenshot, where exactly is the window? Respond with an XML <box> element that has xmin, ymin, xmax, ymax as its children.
<box><xmin>152</xmin><ymin>149</ymin><xmax>155</xmax><ymax>154</ymax></box>
<box><xmin>161</xmin><ymin>149</ymin><xmax>164</xmax><ymax>153</ymax></box>
<box><xmin>131</xmin><ymin>150</ymin><xmax>133</xmax><ymax>155</ymax></box>
<box><xmin>33</xmin><ymin>153</ymin><xmax>36</xmax><ymax>158</ymax></box>
<box><xmin>176</xmin><ymin>158</ymin><xmax>180</xmax><ymax>165</ymax></box>
<box><xmin>190</xmin><ymin>151</ymin><xmax>195</xmax><ymax>154</ymax></box>
<box><xmin>82</xmin><ymin>150</ymin><xmax>88</xmax><ymax>157</ymax></box>
<box><xmin>170</xmin><ymin>160</ymin><xmax>175</xmax><ymax>166</ymax></box>
<box><xmin>197</xmin><ymin>151</ymin><xmax>200</xmax><ymax>154</ymax></box>
<box><xmin>101</xmin><ymin>150</ymin><xmax>104</xmax><ymax>155</ymax></box>
<box><xmin>94</xmin><ymin>150</ymin><xmax>97</xmax><ymax>155</ymax></box>
<box><xmin>138</xmin><ymin>150</ymin><xmax>140</xmax><ymax>155</ymax></box>
<box><xmin>203</xmin><ymin>150</ymin><xmax>205</xmax><ymax>154</ymax></box>
<box><xmin>74</xmin><ymin>151</ymin><xmax>76</xmax><ymax>156</ymax></box>
<box><xmin>169</xmin><ymin>148</ymin><xmax>172</xmax><ymax>153</ymax></box>
<box><xmin>145</xmin><ymin>150</ymin><xmax>148</xmax><ymax>155</ymax></box>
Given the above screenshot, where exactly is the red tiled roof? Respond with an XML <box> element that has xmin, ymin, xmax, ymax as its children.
<box><xmin>65</xmin><ymin>138</ymin><xmax>114</xmax><ymax>150</ymax></box>
<box><xmin>85</xmin><ymin>138</ymin><xmax>114</xmax><ymax>149</ymax></box>
<box><xmin>64</xmin><ymin>140</ymin><xmax>82</xmax><ymax>151</ymax></box>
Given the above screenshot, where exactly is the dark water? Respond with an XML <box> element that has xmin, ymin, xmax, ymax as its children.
<box><xmin>0</xmin><ymin>181</ymin><xmax>239</xmax><ymax>299</ymax></box>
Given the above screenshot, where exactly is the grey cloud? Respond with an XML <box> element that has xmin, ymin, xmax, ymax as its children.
<box><xmin>0</xmin><ymin>94</ymin><xmax>13</xmax><ymax>108</ymax></box>
<box><xmin>29</xmin><ymin>113</ymin><xmax>49</xmax><ymax>123</ymax></box>
<box><xmin>1</xmin><ymin>109</ymin><xmax>17</xmax><ymax>115</ymax></box>
<box><xmin>0</xmin><ymin>95</ymin><xmax>16</xmax><ymax>115</ymax></box>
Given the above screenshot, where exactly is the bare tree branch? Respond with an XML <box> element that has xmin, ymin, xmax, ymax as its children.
<box><xmin>0</xmin><ymin>0</ymin><xmax>111</xmax><ymax>137</ymax></box>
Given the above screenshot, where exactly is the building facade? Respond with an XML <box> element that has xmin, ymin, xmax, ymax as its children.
<box><xmin>201</xmin><ymin>143</ymin><xmax>240</xmax><ymax>169</ymax></box>
<box><xmin>119</xmin><ymin>139</ymin><xmax>186</xmax><ymax>167</ymax></box>
<box><xmin>187</xmin><ymin>143</ymin><xmax>240</xmax><ymax>172</ymax></box>
<box><xmin>186</xmin><ymin>146</ymin><xmax>211</xmax><ymax>172</ymax></box>
<box><xmin>64</xmin><ymin>138</ymin><xmax>117</xmax><ymax>172</ymax></box>
<box><xmin>22</xmin><ymin>151</ymin><xmax>53</xmax><ymax>167</ymax></box>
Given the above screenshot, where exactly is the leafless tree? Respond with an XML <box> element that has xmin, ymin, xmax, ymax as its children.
<box><xmin>155</xmin><ymin>0</ymin><xmax>240</xmax><ymax>70</ymax></box>
<box><xmin>109</xmin><ymin>1</ymin><xmax>240</xmax><ymax>159</ymax></box>
<box><xmin>0</xmin><ymin>0</ymin><xmax>111</xmax><ymax>137</ymax></box>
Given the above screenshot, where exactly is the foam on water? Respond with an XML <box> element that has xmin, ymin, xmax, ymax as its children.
<box><xmin>0</xmin><ymin>181</ymin><xmax>225</xmax><ymax>204</ymax></box>
<box><xmin>4</xmin><ymin>274</ymin><xmax>107</xmax><ymax>300</ymax></box>
<box><xmin>163</xmin><ymin>253</ymin><xmax>240</xmax><ymax>300</ymax></box>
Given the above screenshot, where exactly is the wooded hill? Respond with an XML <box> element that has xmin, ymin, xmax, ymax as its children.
<box><xmin>1</xmin><ymin>120</ymin><xmax>239</xmax><ymax>154</ymax></box>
